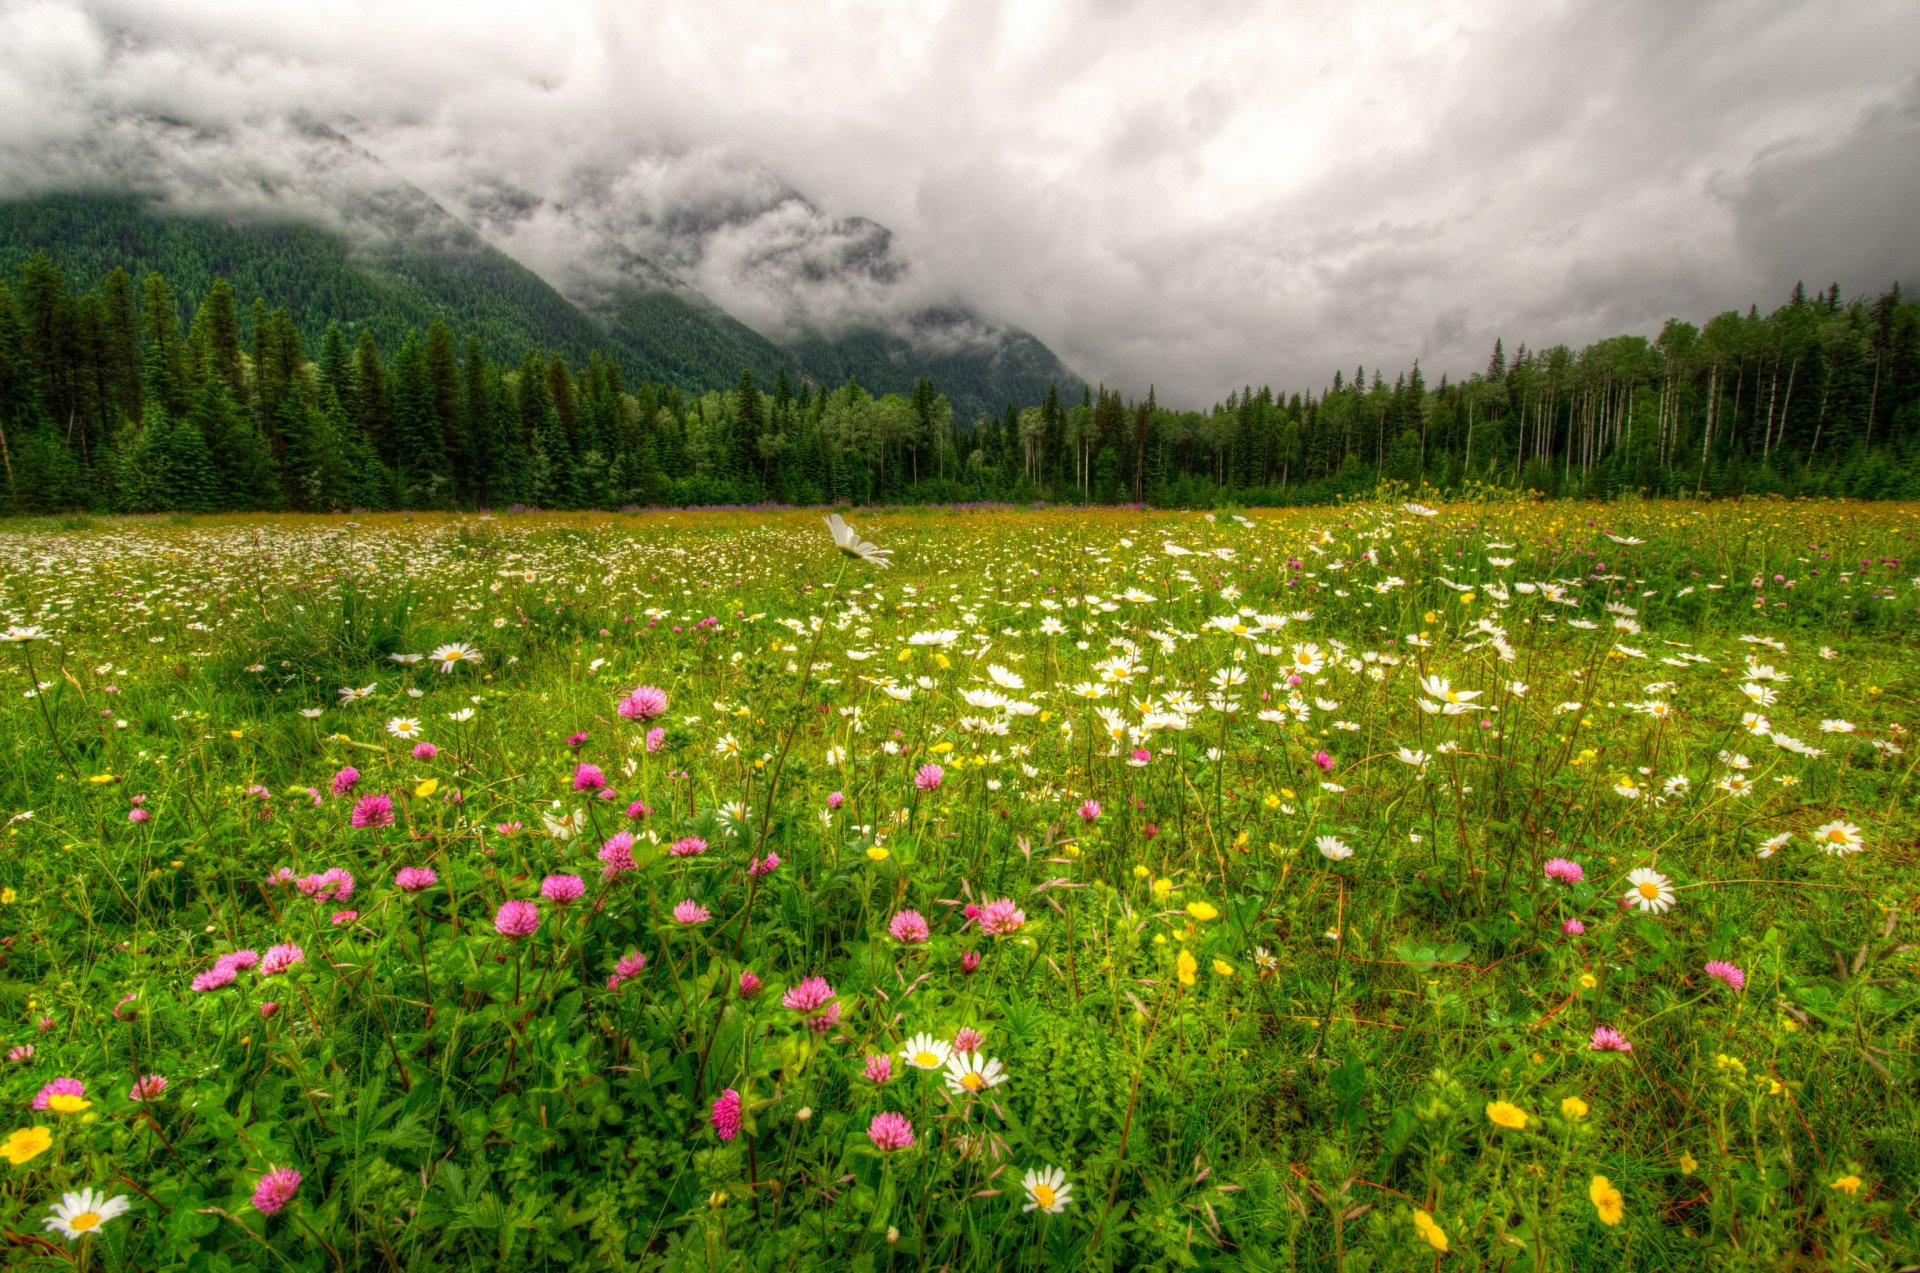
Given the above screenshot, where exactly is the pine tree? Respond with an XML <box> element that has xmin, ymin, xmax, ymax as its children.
<box><xmin>192</xmin><ymin>278</ymin><xmax>247</xmax><ymax>405</ymax></box>
<box><xmin>426</xmin><ymin>321</ymin><xmax>466</xmax><ymax>502</ymax></box>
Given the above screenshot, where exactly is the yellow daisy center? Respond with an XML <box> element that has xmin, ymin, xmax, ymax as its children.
<box><xmin>962</xmin><ymin>1072</ymin><xmax>986</xmax><ymax>1091</ymax></box>
<box><xmin>914</xmin><ymin>1051</ymin><xmax>939</xmax><ymax>1068</ymax></box>
<box><xmin>1032</xmin><ymin>1184</ymin><xmax>1056</xmax><ymax>1208</ymax></box>
<box><xmin>70</xmin><ymin>1211</ymin><xmax>101</xmax><ymax>1232</ymax></box>
<box><xmin>1637</xmin><ymin>882</ymin><xmax>1661</xmax><ymax>899</ymax></box>
<box><xmin>1827</xmin><ymin>830</ymin><xmax>1846</xmax><ymax>843</ymax></box>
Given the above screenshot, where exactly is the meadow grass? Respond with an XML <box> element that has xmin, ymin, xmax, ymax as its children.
<box><xmin>0</xmin><ymin>496</ymin><xmax>1914</xmax><ymax>1270</ymax></box>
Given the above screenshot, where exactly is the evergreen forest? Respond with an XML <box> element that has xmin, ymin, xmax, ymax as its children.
<box><xmin>1</xmin><ymin>244</ymin><xmax>1915</xmax><ymax>514</ymax></box>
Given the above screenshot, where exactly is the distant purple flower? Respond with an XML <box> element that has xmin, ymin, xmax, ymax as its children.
<box><xmin>645</xmin><ymin>727</ymin><xmax>665</xmax><ymax>753</ymax></box>
<box><xmin>625</xmin><ymin>800</ymin><xmax>653</xmax><ymax>820</ymax></box>
<box><xmin>494</xmin><ymin>899</ymin><xmax>540</xmax><ymax>939</ymax></box>
<box><xmin>253</xmin><ymin>1167</ymin><xmax>301</xmax><ymax>1216</ymax></box>
<box><xmin>1704</xmin><ymin>960</ymin><xmax>1746</xmax><ymax>991</ymax></box>
<box><xmin>619</xmin><ymin>685</ymin><xmax>669</xmax><ymax>720</ymax></box>
<box><xmin>960</xmin><ymin>950</ymin><xmax>981</xmax><ymax>975</ymax></box>
<box><xmin>709</xmin><ymin>1088</ymin><xmax>741</xmax><ymax>1141</ymax></box>
<box><xmin>827</xmin><ymin>791</ymin><xmax>844</xmax><ymax>810</ymax></box>
<box><xmin>615</xmin><ymin>950</ymin><xmax>647</xmax><ymax>978</ymax></box>
<box><xmin>573</xmin><ymin>763</ymin><xmax>607</xmax><ymax>793</ymax></box>
<box><xmin>1561</xmin><ymin>918</ymin><xmax>1586</xmax><ymax>936</ymax></box>
<box><xmin>331</xmin><ymin>766</ymin><xmax>360</xmax><ymax>796</ymax></box>
<box><xmin>566</xmin><ymin>731</ymin><xmax>589</xmax><ymax>749</ymax></box>
<box><xmin>128</xmin><ymin>1074</ymin><xmax>167</xmax><ymax>1102</ymax></box>
<box><xmin>953</xmin><ymin>1027</ymin><xmax>984</xmax><ymax>1053</ymax></box>
<box><xmin>888</xmin><ymin>910</ymin><xmax>931</xmax><ymax>943</ymax></box>
<box><xmin>330</xmin><ymin>909</ymin><xmax>358</xmax><ymax>926</ymax></box>
<box><xmin>350</xmin><ymin>793</ymin><xmax>394</xmax><ymax>830</ymax></box>
<box><xmin>261</xmin><ymin>943</ymin><xmax>305</xmax><ymax>976</ymax></box>
<box><xmin>411</xmin><ymin>742</ymin><xmax>437</xmax><ymax>761</ymax></box>
<box><xmin>737</xmin><ymin>970</ymin><xmax>763</xmax><ymax>997</ymax></box>
<box><xmin>598</xmin><ymin>832</ymin><xmax>637</xmax><ymax>877</ymax></box>
<box><xmin>915</xmin><ymin>763</ymin><xmax>944</xmax><ymax>791</ymax></box>
<box><xmin>672</xmin><ymin>899</ymin><xmax>710</xmax><ymax>925</ymax></box>
<box><xmin>1077</xmin><ymin>799</ymin><xmax>1102</xmax><ymax>821</ymax></box>
<box><xmin>297</xmin><ymin>868</ymin><xmax>355</xmax><ymax>903</ymax></box>
<box><xmin>782</xmin><ymin>976</ymin><xmax>835</xmax><ymax>1013</ymax></box>
<box><xmin>978</xmin><ymin>899</ymin><xmax>1026</xmax><ymax>936</ymax></box>
<box><xmin>541</xmin><ymin>874</ymin><xmax>585</xmax><ymax>905</ymax></box>
<box><xmin>127</xmin><ymin>806</ymin><xmax>151</xmax><ymax>823</ymax></box>
<box><xmin>223</xmin><ymin>950</ymin><xmax>260</xmax><ymax>972</ymax></box>
<box><xmin>1313</xmin><ymin>750</ymin><xmax>1334</xmax><ymax>772</ymax></box>
<box><xmin>863</xmin><ymin>1053</ymin><xmax>894</xmax><ymax>1083</ymax></box>
<box><xmin>867</xmin><ymin>1111</ymin><xmax>914</xmax><ymax>1151</ymax></box>
<box><xmin>395</xmin><ymin>866</ymin><xmax>438</xmax><ymax>893</ymax></box>
<box><xmin>1544</xmin><ymin>857</ymin><xmax>1584</xmax><ymax>884</ymax></box>
<box><xmin>1590</xmin><ymin>1025</ymin><xmax>1633</xmax><ymax>1052</ymax></box>
<box><xmin>670</xmin><ymin>836</ymin><xmax>707</xmax><ymax>858</ymax></box>
<box><xmin>747</xmin><ymin>852</ymin><xmax>779</xmax><ymax>876</ymax></box>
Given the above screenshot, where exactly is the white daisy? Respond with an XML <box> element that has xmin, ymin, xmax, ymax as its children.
<box><xmin>1812</xmin><ymin>820</ymin><xmax>1864</xmax><ymax>855</ymax></box>
<box><xmin>1623</xmin><ymin>867</ymin><xmax>1676</xmax><ymax>914</ymax></box>
<box><xmin>943</xmin><ymin>1051</ymin><xmax>1008</xmax><ymax>1095</ymax></box>
<box><xmin>432</xmin><ymin>642</ymin><xmax>482</xmax><ymax>673</ymax></box>
<box><xmin>1315</xmin><ymin>835</ymin><xmax>1354</xmax><ymax>861</ymax></box>
<box><xmin>899</xmin><ymin>1033</ymin><xmax>952</xmax><ymax>1071</ymax></box>
<box><xmin>1021</xmin><ymin>1165</ymin><xmax>1073</xmax><ymax>1213</ymax></box>
<box><xmin>42</xmin><ymin>1188</ymin><xmax>131</xmax><ymax>1240</ymax></box>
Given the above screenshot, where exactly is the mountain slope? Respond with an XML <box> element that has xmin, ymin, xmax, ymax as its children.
<box><xmin>0</xmin><ymin>192</ymin><xmax>793</xmax><ymax>391</ymax></box>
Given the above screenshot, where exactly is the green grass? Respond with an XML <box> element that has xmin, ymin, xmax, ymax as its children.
<box><xmin>0</xmin><ymin>497</ymin><xmax>1914</xmax><ymax>1270</ymax></box>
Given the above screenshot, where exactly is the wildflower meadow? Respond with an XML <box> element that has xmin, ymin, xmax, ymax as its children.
<box><xmin>0</xmin><ymin>495</ymin><xmax>1914</xmax><ymax>1269</ymax></box>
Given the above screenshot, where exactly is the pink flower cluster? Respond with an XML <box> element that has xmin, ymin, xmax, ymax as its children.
<box><xmin>193</xmin><ymin>947</ymin><xmax>262</xmax><ymax>992</ymax></box>
<box><xmin>494</xmin><ymin>899</ymin><xmax>541</xmax><ymax>939</ymax></box>
<box><xmin>976</xmin><ymin>898</ymin><xmax>1026</xmax><ymax>936</ymax></box>
<box><xmin>709</xmin><ymin>1088</ymin><xmax>742</xmax><ymax>1141</ymax></box>
<box><xmin>1704</xmin><ymin>959</ymin><xmax>1746</xmax><ymax>990</ymax></box>
<box><xmin>540</xmin><ymin>874</ymin><xmax>585</xmax><ymax>904</ymax></box>
<box><xmin>395</xmin><ymin>866</ymin><xmax>438</xmax><ymax>893</ymax></box>
<box><xmin>867</xmin><ymin>1111</ymin><xmax>914</xmax><ymax>1151</ymax></box>
<box><xmin>606</xmin><ymin>950</ymin><xmax>647</xmax><ymax>992</ymax></box>
<box><xmin>350</xmin><ymin>793</ymin><xmax>393</xmax><ymax>829</ymax></box>
<box><xmin>598</xmin><ymin>832</ymin><xmax>637</xmax><ymax>878</ymax></box>
<box><xmin>888</xmin><ymin>909</ymin><xmax>931</xmax><ymax>944</ymax></box>
<box><xmin>782</xmin><ymin>975</ymin><xmax>841</xmax><ymax>1032</ymax></box>
<box><xmin>297</xmin><ymin>868</ymin><xmax>356</xmax><ymax>903</ymax></box>
<box><xmin>1543</xmin><ymin>857</ymin><xmax>1584</xmax><ymax>884</ymax></box>
<box><xmin>253</xmin><ymin>1167</ymin><xmax>302</xmax><ymax>1216</ymax></box>
<box><xmin>618</xmin><ymin>685</ymin><xmax>668</xmax><ymax>720</ymax></box>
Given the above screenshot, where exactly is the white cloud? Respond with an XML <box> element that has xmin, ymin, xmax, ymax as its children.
<box><xmin>0</xmin><ymin>0</ymin><xmax>1913</xmax><ymax>402</ymax></box>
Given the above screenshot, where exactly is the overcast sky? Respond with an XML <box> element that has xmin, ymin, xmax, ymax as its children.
<box><xmin>1</xmin><ymin>0</ymin><xmax>1915</xmax><ymax>403</ymax></box>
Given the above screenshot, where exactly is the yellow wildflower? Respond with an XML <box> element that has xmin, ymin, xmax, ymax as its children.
<box><xmin>1412</xmin><ymin>1208</ymin><xmax>1448</xmax><ymax>1251</ymax></box>
<box><xmin>1176</xmin><ymin>949</ymin><xmax>1197</xmax><ymax>986</ymax></box>
<box><xmin>1486</xmin><ymin>1101</ymin><xmax>1528</xmax><ymax>1130</ymax></box>
<box><xmin>1560</xmin><ymin>1096</ymin><xmax>1589</xmax><ymax>1120</ymax></box>
<box><xmin>414</xmin><ymin>778</ymin><xmax>439</xmax><ymax>799</ymax></box>
<box><xmin>1185</xmin><ymin>901</ymin><xmax>1219</xmax><ymax>922</ymax></box>
<box><xmin>1831</xmin><ymin>1175</ymin><xmax>1862</xmax><ymax>1196</ymax></box>
<box><xmin>1</xmin><ymin>1126</ymin><xmax>52</xmax><ymax>1165</ymax></box>
<box><xmin>1589</xmin><ymin>1175</ymin><xmax>1623</xmax><ymax>1226</ymax></box>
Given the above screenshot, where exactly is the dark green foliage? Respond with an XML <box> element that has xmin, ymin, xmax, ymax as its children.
<box><xmin>1</xmin><ymin>197</ymin><xmax>1918</xmax><ymax>513</ymax></box>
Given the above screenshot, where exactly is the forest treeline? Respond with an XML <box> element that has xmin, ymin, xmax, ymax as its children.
<box><xmin>1</xmin><ymin>253</ymin><xmax>1916</xmax><ymax>515</ymax></box>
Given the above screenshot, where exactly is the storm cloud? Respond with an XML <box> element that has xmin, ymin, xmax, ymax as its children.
<box><xmin>0</xmin><ymin>0</ymin><xmax>1912</xmax><ymax>403</ymax></box>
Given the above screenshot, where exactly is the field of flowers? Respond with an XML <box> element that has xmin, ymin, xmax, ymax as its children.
<box><xmin>0</xmin><ymin>496</ymin><xmax>1915</xmax><ymax>1270</ymax></box>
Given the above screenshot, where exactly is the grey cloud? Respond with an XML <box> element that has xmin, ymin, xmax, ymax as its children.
<box><xmin>0</xmin><ymin>0</ymin><xmax>1913</xmax><ymax>404</ymax></box>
